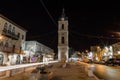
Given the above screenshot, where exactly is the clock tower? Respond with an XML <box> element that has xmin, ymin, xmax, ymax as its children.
<box><xmin>58</xmin><ymin>8</ymin><xmax>69</xmax><ymax>62</ymax></box>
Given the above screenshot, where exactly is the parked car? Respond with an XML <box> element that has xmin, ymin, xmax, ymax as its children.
<box><xmin>98</xmin><ymin>60</ymin><xmax>106</xmax><ymax>64</ymax></box>
<box><xmin>115</xmin><ymin>58</ymin><xmax>120</xmax><ymax>65</ymax></box>
<box><xmin>105</xmin><ymin>58</ymin><xmax>120</xmax><ymax>66</ymax></box>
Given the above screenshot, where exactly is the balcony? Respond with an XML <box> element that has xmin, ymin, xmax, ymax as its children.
<box><xmin>0</xmin><ymin>47</ymin><xmax>13</xmax><ymax>53</ymax></box>
<box><xmin>0</xmin><ymin>46</ymin><xmax>23</xmax><ymax>54</ymax></box>
<box><xmin>2</xmin><ymin>29</ymin><xmax>19</xmax><ymax>40</ymax></box>
<box><xmin>14</xmin><ymin>48</ymin><xmax>23</xmax><ymax>54</ymax></box>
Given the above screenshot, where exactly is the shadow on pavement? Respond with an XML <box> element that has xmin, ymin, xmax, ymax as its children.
<box><xmin>52</xmin><ymin>76</ymin><xmax>62</xmax><ymax>80</ymax></box>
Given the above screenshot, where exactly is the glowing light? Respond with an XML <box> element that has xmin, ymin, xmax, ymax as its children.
<box><xmin>0</xmin><ymin>35</ymin><xmax>3</xmax><ymax>40</ymax></box>
<box><xmin>0</xmin><ymin>61</ymin><xmax>58</xmax><ymax>71</ymax></box>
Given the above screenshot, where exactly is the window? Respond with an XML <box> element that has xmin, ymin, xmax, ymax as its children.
<box><xmin>62</xmin><ymin>24</ymin><xmax>64</xmax><ymax>30</ymax></box>
<box><xmin>22</xmin><ymin>35</ymin><xmax>24</xmax><ymax>40</ymax></box>
<box><xmin>61</xmin><ymin>37</ymin><xmax>64</xmax><ymax>44</ymax></box>
<box><xmin>3</xmin><ymin>23</ymin><xmax>8</xmax><ymax>32</ymax></box>
<box><xmin>12</xmin><ymin>27</ymin><xmax>15</xmax><ymax>34</ymax></box>
<box><xmin>8</xmin><ymin>24</ymin><xmax>12</xmax><ymax>33</ymax></box>
<box><xmin>17</xmin><ymin>33</ymin><xmax>20</xmax><ymax>38</ymax></box>
<box><xmin>0</xmin><ymin>42</ymin><xmax>3</xmax><ymax>47</ymax></box>
<box><xmin>5</xmin><ymin>42</ymin><xmax>9</xmax><ymax>47</ymax></box>
<box><xmin>12</xmin><ymin>45</ymin><xmax>15</xmax><ymax>52</ymax></box>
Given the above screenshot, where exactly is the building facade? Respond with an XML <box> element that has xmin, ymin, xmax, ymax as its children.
<box><xmin>58</xmin><ymin>9</ymin><xmax>69</xmax><ymax>62</ymax></box>
<box><xmin>0</xmin><ymin>14</ymin><xmax>27</xmax><ymax>65</ymax></box>
<box><xmin>23</xmin><ymin>41</ymin><xmax>54</xmax><ymax>63</ymax></box>
<box><xmin>112</xmin><ymin>42</ymin><xmax>120</xmax><ymax>57</ymax></box>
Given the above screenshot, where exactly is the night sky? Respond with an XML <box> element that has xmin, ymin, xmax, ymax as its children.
<box><xmin>0</xmin><ymin>0</ymin><xmax>120</xmax><ymax>52</ymax></box>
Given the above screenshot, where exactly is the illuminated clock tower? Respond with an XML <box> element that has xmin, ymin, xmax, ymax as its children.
<box><xmin>58</xmin><ymin>8</ymin><xmax>69</xmax><ymax>62</ymax></box>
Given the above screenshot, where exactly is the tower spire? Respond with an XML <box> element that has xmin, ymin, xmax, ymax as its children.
<box><xmin>61</xmin><ymin>8</ymin><xmax>65</xmax><ymax>18</ymax></box>
<box><xmin>59</xmin><ymin>8</ymin><xmax>68</xmax><ymax>20</ymax></box>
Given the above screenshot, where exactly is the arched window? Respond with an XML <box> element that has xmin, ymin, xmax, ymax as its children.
<box><xmin>0</xmin><ymin>42</ymin><xmax>3</xmax><ymax>47</ymax></box>
<box><xmin>61</xmin><ymin>37</ymin><xmax>64</xmax><ymax>44</ymax></box>
<box><xmin>17</xmin><ymin>33</ymin><xmax>20</xmax><ymax>38</ymax></box>
<box><xmin>62</xmin><ymin>24</ymin><xmax>64</xmax><ymax>30</ymax></box>
<box><xmin>12</xmin><ymin>27</ymin><xmax>15</xmax><ymax>34</ymax></box>
<box><xmin>5</xmin><ymin>42</ymin><xmax>9</xmax><ymax>47</ymax></box>
<box><xmin>3</xmin><ymin>23</ymin><xmax>8</xmax><ymax>32</ymax></box>
<box><xmin>16</xmin><ymin>55</ymin><xmax>20</xmax><ymax>64</ymax></box>
<box><xmin>22</xmin><ymin>35</ymin><xmax>24</xmax><ymax>40</ymax></box>
<box><xmin>12</xmin><ymin>45</ymin><xmax>15</xmax><ymax>52</ymax></box>
<box><xmin>8</xmin><ymin>24</ymin><xmax>12</xmax><ymax>33</ymax></box>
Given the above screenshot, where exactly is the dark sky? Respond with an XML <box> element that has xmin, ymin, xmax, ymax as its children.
<box><xmin>1</xmin><ymin>0</ymin><xmax>120</xmax><ymax>52</ymax></box>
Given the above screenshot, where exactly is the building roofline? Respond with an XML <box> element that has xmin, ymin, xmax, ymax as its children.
<box><xmin>0</xmin><ymin>14</ymin><xmax>27</xmax><ymax>32</ymax></box>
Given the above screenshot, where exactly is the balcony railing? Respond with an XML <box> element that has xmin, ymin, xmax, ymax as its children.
<box><xmin>0</xmin><ymin>46</ymin><xmax>23</xmax><ymax>54</ymax></box>
<box><xmin>2</xmin><ymin>29</ymin><xmax>19</xmax><ymax>40</ymax></box>
<box><xmin>0</xmin><ymin>47</ymin><xmax>13</xmax><ymax>53</ymax></box>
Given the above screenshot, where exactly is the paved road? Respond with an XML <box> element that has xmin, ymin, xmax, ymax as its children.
<box><xmin>81</xmin><ymin>62</ymin><xmax>120</xmax><ymax>80</ymax></box>
<box><xmin>1</xmin><ymin>62</ymin><xmax>97</xmax><ymax>80</ymax></box>
<box><xmin>0</xmin><ymin>61</ymin><xmax>58</xmax><ymax>71</ymax></box>
<box><xmin>92</xmin><ymin>64</ymin><xmax>120</xmax><ymax>80</ymax></box>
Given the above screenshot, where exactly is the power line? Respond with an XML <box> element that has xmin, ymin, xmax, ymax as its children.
<box><xmin>70</xmin><ymin>30</ymin><xmax>120</xmax><ymax>40</ymax></box>
<box><xmin>39</xmin><ymin>0</ymin><xmax>57</xmax><ymax>27</ymax></box>
<box><xmin>27</xmin><ymin>30</ymin><xmax>57</xmax><ymax>40</ymax></box>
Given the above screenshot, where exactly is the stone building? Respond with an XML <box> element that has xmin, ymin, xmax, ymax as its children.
<box><xmin>23</xmin><ymin>41</ymin><xmax>55</xmax><ymax>63</ymax></box>
<box><xmin>90</xmin><ymin>46</ymin><xmax>101</xmax><ymax>61</ymax></box>
<box><xmin>0</xmin><ymin>14</ymin><xmax>27</xmax><ymax>65</ymax></box>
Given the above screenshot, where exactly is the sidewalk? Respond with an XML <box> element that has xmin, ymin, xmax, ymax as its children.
<box><xmin>1</xmin><ymin>62</ymin><xmax>97</xmax><ymax>80</ymax></box>
<box><xmin>48</xmin><ymin>62</ymin><xmax>97</xmax><ymax>80</ymax></box>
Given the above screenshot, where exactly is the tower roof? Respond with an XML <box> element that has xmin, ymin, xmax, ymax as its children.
<box><xmin>59</xmin><ymin>8</ymin><xmax>68</xmax><ymax>20</ymax></box>
<box><xmin>61</xmin><ymin>8</ymin><xmax>65</xmax><ymax>18</ymax></box>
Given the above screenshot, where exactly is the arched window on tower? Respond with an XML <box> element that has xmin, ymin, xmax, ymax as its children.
<box><xmin>62</xmin><ymin>24</ymin><xmax>64</xmax><ymax>30</ymax></box>
<box><xmin>61</xmin><ymin>37</ymin><xmax>64</xmax><ymax>44</ymax></box>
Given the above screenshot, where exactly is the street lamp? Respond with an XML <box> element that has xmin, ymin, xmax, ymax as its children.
<box><xmin>0</xmin><ymin>35</ymin><xmax>4</xmax><ymax>42</ymax></box>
